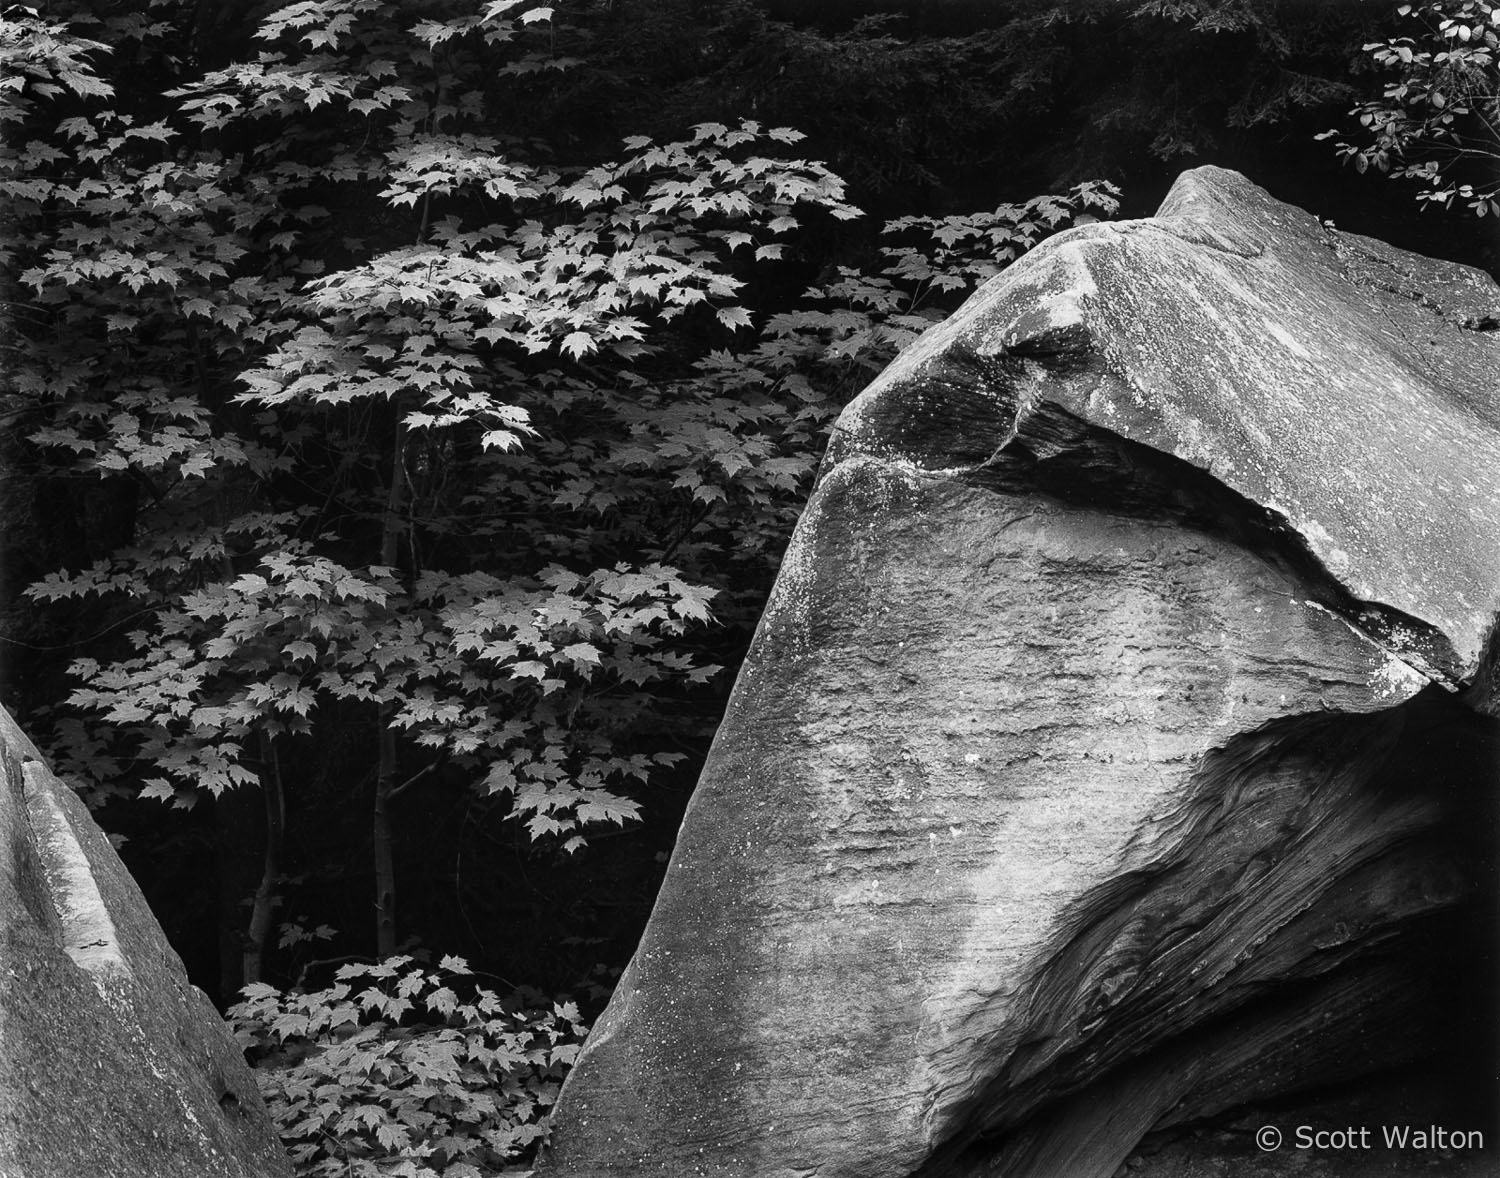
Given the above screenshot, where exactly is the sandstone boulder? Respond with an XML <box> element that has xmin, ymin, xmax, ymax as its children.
<box><xmin>0</xmin><ymin>705</ymin><xmax>290</xmax><ymax>1178</ymax></box>
<box><xmin>543</xmin><ymin>167</ymin><xmax>1500</xmax><ymax>1178</ymax></box>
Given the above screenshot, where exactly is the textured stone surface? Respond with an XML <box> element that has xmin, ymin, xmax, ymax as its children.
<box><xmin>0</xmin><ymin>705</ymin><xmax>291</xmax><ymax>1178</ymax></box>
<box><xmin>542</xmin><ymin>168</ymin><xmax>1500</xmax><ymax>1178</ymax></box>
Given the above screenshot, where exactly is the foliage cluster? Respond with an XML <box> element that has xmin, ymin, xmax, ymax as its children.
<box><xmin>1321</xmin><ymin>0</ymin><xmax>1500</xmax><ymax>215</ymax></box>
<box><xmin>2</xmin><ymin>0</ymin><xmax>1114</xmax><ymax>1000</ymax></box>
<box><xmin>231</xmin><ymin>956</ymin><xmax>586</xmax><ymax>1176</ymax></box>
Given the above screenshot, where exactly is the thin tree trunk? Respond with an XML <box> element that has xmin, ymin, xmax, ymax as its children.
<box><xmin>212</xmin><ymin>547</ymin><xmax>263</xmax><ymax>1001</ymax></box>
<box><xmin>242</xmin><ymin>732</ymin><xmax>285</xmax><ymax>986</ymax></box>
<box><xmin>373</xmin><ymin>724</ymin><xmax>398</xmax><ymax>959</ymax></box>
<box><xmin>214</xmin><ymin>783</ymin><xmax>260</xmax><ymax>1003</ymax></box>
<box><xmin>373</xmin><ymin>417</ymin><xmax>407</xmax><ymax>960</ymax></box>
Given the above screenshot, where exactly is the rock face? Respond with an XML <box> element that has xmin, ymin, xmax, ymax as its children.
<box><xmin>0</xmin><ymin>705</ymin><xmax>291</xmax><ymax>1178</ymax></box>
<box><xmin>543</xmin><ymin>168</ymin><xmax>1500</xmax><ymax>1178</ymax></box>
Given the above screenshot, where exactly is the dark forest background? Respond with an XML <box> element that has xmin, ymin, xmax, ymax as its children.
<box><xmin>1</xmin><ymin>1</ymin><xmax>1496</xmax><ymax>1167</ymax></box>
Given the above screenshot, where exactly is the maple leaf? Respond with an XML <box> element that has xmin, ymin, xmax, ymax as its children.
<box><xmin>560</xmin><ymin>330</ymin><xmax>594</xmax><ymax>359</ymax></box>
<box><xmin>139</xmin><ymin>779</ymin><xmax>177</xmax><ymax>803</ymax></box>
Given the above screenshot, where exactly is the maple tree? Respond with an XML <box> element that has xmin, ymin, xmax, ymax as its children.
<box><xmin>230</xmin><ymin>954</ymin><xmax>588</xmax><ymax>1176</ymax></box>
<box><xmin>1</xmin><ymin>3</ymin><xmax>1121</xmax><ymax>1170</ymax></box>
<box><xmin>4</xmin><ymin>0</ymin><xmax>1114</xmax><ymax>997</ymax></box>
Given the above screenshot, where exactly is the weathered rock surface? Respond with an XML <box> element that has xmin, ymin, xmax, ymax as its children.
<box><xmin>543</xmin><ymin>168</ymin><xmax>1500</xmax><ymax>1178</ymax></box>
<box><xmin>0</xmin><ymin>705</ymin><xmax>291</xmax><ymax>1178</ymax></box>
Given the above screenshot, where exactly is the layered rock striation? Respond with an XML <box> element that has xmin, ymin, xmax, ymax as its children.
<box><xmin>0</xmin><ymin>705</ymin><xmax>290</xmax><ymax>1178</ymax></box>
<box><xmin>543</xmin><ymin>168</ymin><xmax>1500</xmax><ymax>1178</ymax></box>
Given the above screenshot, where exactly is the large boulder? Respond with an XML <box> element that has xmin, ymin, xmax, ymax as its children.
<box><xmin>0</xmin><ymin>705</ymin><xmax>291</xmax><ymax>1178</ymax></box>
<box><xmin>541</xmin><ymin>167</ymin><xmax>1500</xmax><ymax>1178</ymax></box>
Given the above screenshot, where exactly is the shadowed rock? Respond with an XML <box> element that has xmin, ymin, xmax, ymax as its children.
<box><xmin>542</xmin><ymin>167</ymin><xmax>1500</xmax><ymax>1178</ymax></box>
<box><xmin>0</xmin><ymin>705</ymin><xmax>291</xmax><ymax>1178</ymax></box>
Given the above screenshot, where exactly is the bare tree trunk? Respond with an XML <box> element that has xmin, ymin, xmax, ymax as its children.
<box><xmin>373</xmin><ymin>723</ymin><xmax>398</xmax><ymax>959</ymax></box>
<box><xmin>242</xmin><ymin>732</ymin><xmax>285</xmax><ymax>986</ymax></box>
<box><xmin>214</xmin><ymin>783</ymin><xmax>259</xmax><ymax>1003</ymax></box>
<box><xmin>373</xmin><ymin>416</ymin><xmax>407</xmax><ymax>960</ymax></box>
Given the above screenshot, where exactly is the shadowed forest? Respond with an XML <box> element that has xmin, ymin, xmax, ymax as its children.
<box><xmin>2</xmin><ymin>1</ymin><xmax>1496</xmax><ymax>1172</ymax></box>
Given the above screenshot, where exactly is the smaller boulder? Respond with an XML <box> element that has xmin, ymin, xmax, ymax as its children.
<box><xmin>0</xmin><ymin>705</ymin><xmax>291</xmax><ymax>1178</ymax></box>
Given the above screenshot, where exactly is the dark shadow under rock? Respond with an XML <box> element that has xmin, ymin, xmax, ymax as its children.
<box><xmin>1122</xmin><ymin>1066</ymin><xmax>1500</xmax><ymax>1178</ymax></box>
<box><xmin>917</xmin><ymin>692</ymin><xmax>1499</xmax><ymax>1178</ymax></box>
